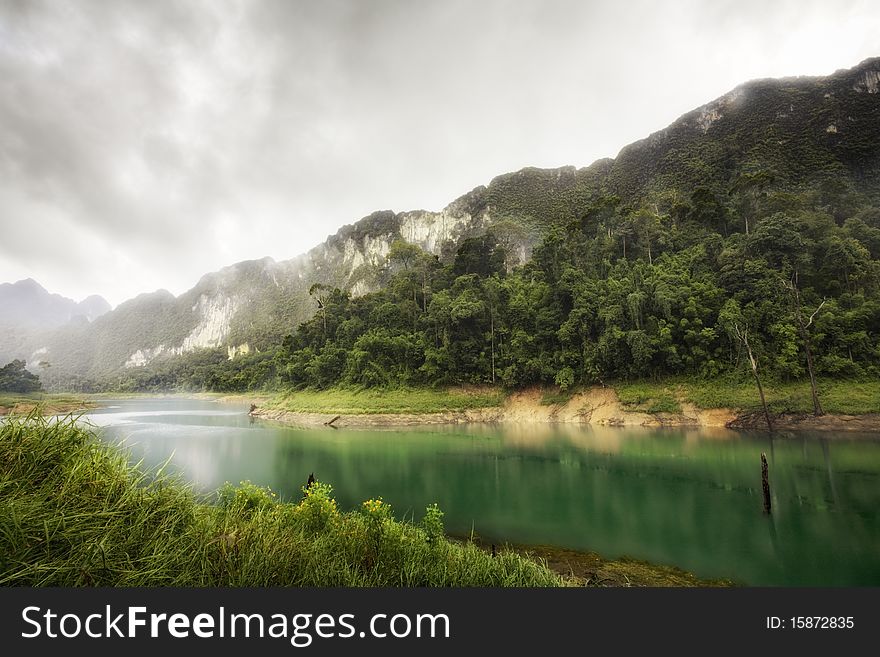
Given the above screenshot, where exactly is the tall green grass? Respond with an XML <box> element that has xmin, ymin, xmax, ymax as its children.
<box><xmin>266</xmin><ymin>387</ymin><xmax>504</xmax><ymax>415</ymax></box>
<box><xmin>615</xmin><ymin>383</ymin><xmax>682</xmax><ymax>414</ymax></box>
<box><xmin>614</xmin><ymin>378</ymin><xmax>880</xmax><ymax>415</ymax></box>
<box><xmin>0</xmin><ymin>413</ymin><xmax>560</xmax><ymax>587</ymax></box>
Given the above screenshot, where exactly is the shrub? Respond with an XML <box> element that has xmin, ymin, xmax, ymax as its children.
<box><xmin>422</xmin><ymin>503</ymin><xmax>445</xmax><ymax>544</ymax></box>
<box><xmin>295</xmin><ymin>481</ymin><xmax>339</xmax><ymax>533</ymax></box>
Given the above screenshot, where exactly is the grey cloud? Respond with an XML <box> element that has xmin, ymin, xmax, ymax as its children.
<box><xmin>0</xmin><ymin>0</ymin><xmax>877</xmax><ymax>306</ymax></box>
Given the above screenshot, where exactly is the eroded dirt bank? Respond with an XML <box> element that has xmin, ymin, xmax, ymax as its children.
<box><xmin>250</xmin><ymin>386</ymin><xmax>880</xmax><ymax>433</ymax></box>
<box><xmin>250</xmin><ymin>387</ymin><xmax>736</xmax><ymax>429</ymax></box>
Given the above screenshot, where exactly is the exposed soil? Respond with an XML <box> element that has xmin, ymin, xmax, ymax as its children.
<box><xmin>457</xmin><ymin>537</ymin><xmax>734</xmax><ymax>587</ymax></box>
<box><xmin>250</xmin><ymin>386</ymin><xmax>880</xmax><ymax>433</ymax></box>
<box><xmin>728</xmin><ymin>411</ymin><xmax>880</xmax><ymax>433</ymax></box>
<box><xmin>0</xmin><ymin>398</ymin><xmax>96</xmax><ymax>416</ymax></box>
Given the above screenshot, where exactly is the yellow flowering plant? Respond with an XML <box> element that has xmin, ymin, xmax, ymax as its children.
<box><xmin>295</xmin><ymin>481</ymin><xmax>339</xmax><ymax>532</ymax></box>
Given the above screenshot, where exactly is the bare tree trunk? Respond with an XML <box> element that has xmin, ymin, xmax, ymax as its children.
<box><xmin>413</xmin><ymin>285</ymin><xmax>418</xmax><ymax>332</ymax></box>
<box><xmin>761</xmin><ymin>453</ymin><xmax>772</xmax><ymax>514</ymax></box>
<box><xmin>490</xmin><ymin>311</ymin><xmax>495</xmax><ymax>384</ymax></box>
<box><xmin>803</xmin><ymin>336</ymin><xmax>823</xmax><ymax>416</ymax></box>
<box><xmin>784</xmin><ymin>278</ymin><xmax>825</xmax><ymax>416</ymax></box>
<box><xmin>422</xmin><ymin>271</ymin><xmax>428</xmax><ymax>314</ymax></box>
<box><xmin>735</xmin><ymin>324</ymin><xmax>773</xmax><ymax>431</ymax></box>
<box><xmin>749</xmin><ymin>349</ymin><xmax>773</xmax><ymax>432</ymax></box>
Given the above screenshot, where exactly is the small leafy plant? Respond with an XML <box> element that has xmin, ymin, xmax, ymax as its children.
<box><xmin>295</xmin><ymin>481</ymin><xmax>339</xmax><ymax>532</ymax></box>
<box><xmin>422</xmin><ymin>503</ymin><xmax>445</xmax><ymax>544</ymax></box>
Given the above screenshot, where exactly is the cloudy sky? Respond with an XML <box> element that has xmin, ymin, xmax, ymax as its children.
<box><xmin>1</xmin><ymin>0</ymin><xmax>878</xmax><ymax>307</ymax></box>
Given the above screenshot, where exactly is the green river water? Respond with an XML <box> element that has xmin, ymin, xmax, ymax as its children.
<box><xmin>82</xmin><ymin>397</ymin><xmax>880</xmax><ymax>586</ymax></box>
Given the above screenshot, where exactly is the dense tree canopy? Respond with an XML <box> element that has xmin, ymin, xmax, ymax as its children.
<box><xmin>108</xmin><ymin>178</ymin><xmax>880</xmax><ymax>395</ymax></box>
<box><xmin>264</xmin><ymin>182</ymin><xmax>880</xmax><ymax>391</ymax></box>
<box><xmin>0</xmin><ymin>360</ymin><xmax>42</xmax><ymax>393</ymax></box>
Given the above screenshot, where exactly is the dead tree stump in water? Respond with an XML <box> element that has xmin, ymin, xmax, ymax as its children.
<box><xmin>303</xmin><ymin>472</ymin><xmax>317</xmax><ymax>499</ymax></box>
<box><xmin>761</xmin><ymin>452</ymin><xmax>772</xmax><ymax>514</ymax></box>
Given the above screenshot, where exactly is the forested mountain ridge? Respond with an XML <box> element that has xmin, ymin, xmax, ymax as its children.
<box><xmin>4</xmin><ymin>57</ymin><xmax>879</xmax><ymax>390</ymax></box>
<box><xmin>607</xmin><ymin>58</ymin><xmax>880</xmax><ymax>201</ymax></box>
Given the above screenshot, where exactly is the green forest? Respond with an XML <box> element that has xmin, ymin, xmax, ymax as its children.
<box><xmin>0</xmin><ymin>360</ymin><xmax>42</xmax><ymax>394</ymax></box>
<box><xmin>107</xmin><ymin>180</ymin><xmax>880</xmax><ymax>399</ymax></box>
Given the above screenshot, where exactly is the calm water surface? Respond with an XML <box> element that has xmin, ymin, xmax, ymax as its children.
<box><xmin>81</xmin><ymin>398</ymin><xmax>880</xmax><ymax>586</ymax></box>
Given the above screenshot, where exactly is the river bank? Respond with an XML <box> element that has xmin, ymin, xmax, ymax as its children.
<box><xmin>469</xmin><ymin>540</ymin><xmax>734</xmax><ymax>587</ymax></box>
<box><xmin>250</xmin><ymin>384</ymin><xmax>880</xmax><ymax>432</ymax></box>
<box><xmin>0</xmin><ymin>393</ymin><xmax>96</xmax><ymax>416</ymax></box>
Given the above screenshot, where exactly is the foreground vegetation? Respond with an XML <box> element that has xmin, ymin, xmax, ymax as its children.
<box><xmin>1</xmin><ymin>414</ymin><xmax>728</xmax><ymax>586</ymax></box>
<box><xmin>0</xmin><ymin>414</ymin><xmax>561</xmax><ymax>586</ymax></box>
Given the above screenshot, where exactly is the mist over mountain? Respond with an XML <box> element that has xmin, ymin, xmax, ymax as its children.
<box><xmin>0</xmin><ymin>279</ymin><xmax>111</xmax><ymax>369</ymax></box>
<box><xmin>0</xmin><ymin>279</ymin><xmax>110</xmax><ymax>328</ymax></box>
<box><xmin>3</xmin><ymin>57</ymin><xmax>879</xmax><ymax>386</ymax></box>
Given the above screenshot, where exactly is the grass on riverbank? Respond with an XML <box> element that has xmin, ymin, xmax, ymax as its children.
<box><xmin>265</xmin><ymin>387</ymin><xmax>504</xmax><ymax>415</ymax></box>
<box><xmin>0</xmin><ymin>413</ymin><xmax>558</xmax><ymax>587</ymax></box>
<box><xmin>0</xmin><ymin>393</ymin><xmax>94</xmax><ymax>416</ymax></box>
<box><xmin>615</xmin><ymin>378</ymin><xmax>880</xmax><ymax>415</ymax></box>
<box><xmin>262</xmin><ymin>378</ymin><xmax>880</xmax><ymax>419</ymax></box>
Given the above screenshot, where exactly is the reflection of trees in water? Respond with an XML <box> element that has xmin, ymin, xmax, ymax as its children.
<box><xmin>266</xmin><ymin>427</ymin><xmax>880</xmax><ymax>585</ymax></box>
<box><xmin>820</xmin><ymin>438</ymin><xmax>838</xmax><ymax>505</ymax></box>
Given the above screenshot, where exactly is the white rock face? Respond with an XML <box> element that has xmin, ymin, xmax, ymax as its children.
<box><xmin>696</xmin><ymin>106</ymin><xmax>722</xmax><ymax>133</ymax></box>
<box><xmin>29</xmin><ymin>347</ymin><xmax>48</xmax><ymax>361</ymax></box>
<box><xmin>126</xmin><ymin>345</ymin><xmax>173</xmax><ymax>368</ymax></box>
<box><xmin>349</xmin><ymin>279</ymin><xmax>374</xmax><ymax>297</ymax></box>
<box><xmin>692</xmin><ymin>86</ymin><xmax>746</xmax><ymax>134</ymax></box>
<box><xmin>227</xmin><ymin>343</ymin><xmax>250</xmax><ymax>360</ymax></box>
<box><xmin>125</xmin><ymin>294</ymin><xmax>238</xmax><ymax>367</ymax></box>
<box><xmin>400</xmin><ymin>210</ymin><xmax>474</xmax><ymax>255</ymax></box>
<box><xmin>826</xmin><ymin>124</ymin><xmax>838</xmax><ymax>133</ymax></box>
<box><xmin>342</xmin><ymin>238</ymin><xmax>366</xmax><ymax>270</ymax></box>
<box><xmin>181</xmin><ymin>294</ymin><xmax>238</xmax><ymax>352</ymax></box>
<box><xmin>853</xmin><ymin>69</ymin><xmax>880</xmax><ymax>93</ymax></box>
<box><xmin>122</xmin><ymin>205</ymin><xmax>492</xmax><ymax>367</ymax></box>
<box><xmin>361</xmin><ymin>235</ymin><xmax>392</xmax><ymax>264</ymax></box>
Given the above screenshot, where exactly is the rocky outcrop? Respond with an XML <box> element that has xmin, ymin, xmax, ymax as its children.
<box><xmin>853</xmin><ymin>68</ymin><xmax>880</xmax><ymax>94</ymax></box>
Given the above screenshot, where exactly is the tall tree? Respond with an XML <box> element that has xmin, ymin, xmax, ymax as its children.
<box><xmin>308</xmin><ymin>283</ymin><xmax>331</xmax><ymax>337</ymax></box>
<box><xmin>0</xmin><ymin>360</ymin><xmax>42</xmax><ymax>393</ymax></box>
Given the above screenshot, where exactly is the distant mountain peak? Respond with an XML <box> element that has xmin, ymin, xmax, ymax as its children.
<box><xmin>0</xmin><ymin>279</ymin><xmax>110</xmax><ymax>330</ymax></box>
